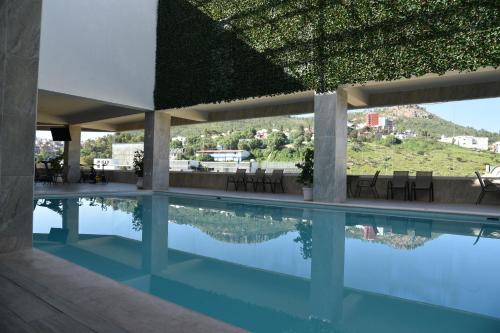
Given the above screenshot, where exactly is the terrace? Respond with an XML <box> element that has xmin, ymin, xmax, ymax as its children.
<box><xmin>1</xmin><ymin>0</ymin><xmax>500</xmax><ymax>332</ymax></box>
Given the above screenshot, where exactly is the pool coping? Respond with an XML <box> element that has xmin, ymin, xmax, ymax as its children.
<box><xmin>34</xmin><ymin>188</ymin><xmax>500</xmax><ymax>225</ymax></box>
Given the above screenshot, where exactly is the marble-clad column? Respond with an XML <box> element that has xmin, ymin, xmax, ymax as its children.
<box><xmin>0</xmin><ymin>0</ymin><xmax>42</xmax><ymax>252</ymax></box>
<box><xmin>313</xmin><ymin>90</ymin><xmax>348</xmax><ymax>203</ymax></box>
<box><xmin>63</xmin><ymin>125</ymin><xmax>81</xmax><ymax>183</ymax></box>
<box><xmin>143</xmin><ymin>111</ymin><xmax>171</xmax><ymax>191</ymax></box>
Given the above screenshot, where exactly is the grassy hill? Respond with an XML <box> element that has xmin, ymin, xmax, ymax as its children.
<box><xmin>348</xmin><ymin>138</ymin><xmax>500</xmax><ymax>176</ymax></box>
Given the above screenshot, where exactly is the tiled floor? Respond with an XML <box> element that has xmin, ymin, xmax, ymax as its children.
<box><xmin>0</xmin><ymin>249</ymin><xmax>244</xmax><ymax>333</ymax></box>
<box><xmin>35</xmin><ymin>183</ymin><xmax>500</xmax><ymax>218</ymax></box>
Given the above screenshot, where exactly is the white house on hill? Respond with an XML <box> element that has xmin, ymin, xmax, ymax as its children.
<box><xmin>439</xmin><ymin>135</ymin><xmax>488</xmax><ymax>150</ymax></box>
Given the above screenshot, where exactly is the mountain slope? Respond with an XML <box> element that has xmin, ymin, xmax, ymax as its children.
<box><xmin>349</xmin><ymin>105</ymin><xmax>500</xmax><ymax>141</ymax></box>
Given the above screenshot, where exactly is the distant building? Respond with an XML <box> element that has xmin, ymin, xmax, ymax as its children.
<box><xmin>440</xmin><ymin>135</ymin><xmax>488</xmax><ymax>151</ymax></box>
<box><xmin>395</xmin><ymin>130</ymin><xmax>416</xmax><ymax>140</ymax></box>
<box><xmin>196</xmin><ymin>149</ymin><xmax>250</xmax><ymax>162</ymax></box>
<box><xmin>112</xmin><ymin>143</ymin><xmax>144</xmax><ymax>169</ymax></box>
<box><xmin>112</xmin><ymin>143</ymin><xmax>182</xmax><ymax>168</ymax></box>
<box><xmin>34</xmin><ymin>138</ymin><xmax>64</xmax><ymax>158</ymax></box>
<box><xmin>379</xmin><ymin>117</ymin><xmax>394</xmax><ymax>131</ymax></box>
<box><xmin>492</xmin><ymin>141</ymin><xmax>500</xmax><ymax>153</ymax></box>
<box><xmin>366</xmin><ymin>112</ymin><xmax>379</xmax><ymax>127</ymax></box>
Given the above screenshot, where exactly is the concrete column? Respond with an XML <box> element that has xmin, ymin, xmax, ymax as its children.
<box><xmin>0</xmin><ymin>0</ymin><xmax>42</xmax><ymax>252</ymax></box>
<box><xmin>141</xmin><ymin>196</ymin><xmax>169</xmax><ymax>274</ymax></box>
<box><xmin>309</xmin><ymin>211</ymin><xmax>346</xmax><ymax>323</ymax></box>
<box><xmin>144</xmin><ymin>111</ymin><xmax>171</xmax><ymax>190</ymax></box>
<box><xmin>313</xmin><ymin>90</ymin><xmax>348</xmax><ymax>203</ymax></box>
<box><xmin>62</xmin><ymin>198</ymin><xmax>79</xmax><ymax>244</ymax></box>
<box><xmin>63</xmin><ymin>125</ymin><xmax>81</xmax><ymax>183</ymax></box>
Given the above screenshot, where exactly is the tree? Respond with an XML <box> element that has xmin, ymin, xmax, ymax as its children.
<box><xmin>171</xmin><ymin>140</ymin><xmax>183</xmax><ymax>149</ymax></box>
<box><xmin>266</xmin><ymin>131</ymin><xmax>288</xmax><ymax>151</ymax></box>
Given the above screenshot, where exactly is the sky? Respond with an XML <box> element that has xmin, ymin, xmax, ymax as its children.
<box><xmin>423</xmin><ymin>97</ymin><xmax>500</xmax><ymax>133</ymax></box>
<box><xmin>36</xmin><ymin>97</ymin><xmax>500</xmax><ymax>142</ymax></box>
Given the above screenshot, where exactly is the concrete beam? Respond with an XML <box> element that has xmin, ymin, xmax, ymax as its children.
<box><xmin>208</xmin><ymin>101</ymin><xmax>313</xmax><ymax>123</ymax></box>
<box><xmin>64</xmin><ymin>105</ymin><xmax>146</xmax><ymax>125</ymax></box>
<box><xmin>367</xmin><ymin>81</ymin><xmax>500</xmax><ymax>108</ymax></box>
<box><xmin>346</xmin><ymin>87</ymin><xmax>369</xmax><ymax>107</ymax></box>
<box><xmin>313</xmin><ymin>90</ymin><xmax>348</xmax><ymax>203</ymax></box>
<box><xmin>167</xmin><ymin>109</ymin><xmax>208</xmax><ymax>122</ymax></box>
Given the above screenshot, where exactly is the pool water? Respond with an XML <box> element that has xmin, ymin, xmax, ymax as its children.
<box><xmin>33</xmin><ymin>194</ymin><xmax>500</xmax><ymax>333</ymax></box>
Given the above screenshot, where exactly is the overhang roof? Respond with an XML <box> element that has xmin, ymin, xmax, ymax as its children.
<box><xmin>37</xmin><ymin>67</ymin><xmax>500</xmax><ymax>132</ymax></box>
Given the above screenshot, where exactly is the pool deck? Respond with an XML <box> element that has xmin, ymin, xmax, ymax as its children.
<box><xmin>0</xmin><ymin>248</ymin><xmax>245</xmax><ymax>333</ymax></box>
<box><xmin>35</xmin><ymin>182</ymin><xmax>500</xmax><ymax>218</ymax></box>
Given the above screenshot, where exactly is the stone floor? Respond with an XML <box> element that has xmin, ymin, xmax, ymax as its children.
<box><xmin>35</xmin><ymin>182</ymin><xmax>500</xmax><ymax>218</ymax></box>
<box><xmin>0</xmin><ymin>249</ymin><xmax>244</xmax><ymax>333</ymax></box>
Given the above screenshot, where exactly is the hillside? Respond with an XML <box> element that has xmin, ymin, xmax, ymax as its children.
<box><xmin>171</xmin><ymin>115</ymin><xmax>313</xmax><ymax>138</ymax></box>
<box><xmin>348</xmin><ymin>139</ymin><xmax>500</xmax><ymax>176</ymax></box>
<box><xmin>349</xmin><ymin>105</ymin><xmax>500</xmax><ymax>142</ymax></box>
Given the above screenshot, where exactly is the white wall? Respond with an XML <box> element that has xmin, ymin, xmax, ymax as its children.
<box><xmin>38</xmin><ymin>0</ymin><xmax>157</xmax><ymax>110</ymax></box>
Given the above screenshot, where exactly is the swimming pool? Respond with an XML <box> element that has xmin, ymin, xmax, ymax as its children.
<box><xmin>33</xmin><ymin>194</ymin><xmax>500</xmax><ymax>332</ymax></box>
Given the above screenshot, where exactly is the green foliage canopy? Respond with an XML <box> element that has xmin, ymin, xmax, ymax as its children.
<box><xmin>156</xmin><ymin>0</ymin><xmax>500</xmax><ymax>109</ymax></box>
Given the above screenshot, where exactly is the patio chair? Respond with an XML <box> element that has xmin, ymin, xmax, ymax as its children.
<box><xmin>247</xmin><ymin>168</ymin><xmax>266</xmax><ymax>191</ymax></box>
<box><xmin>475</xmin><ymin>171</ymin><xmax>500</xmax><ymax>204</ymax></box>
<box><xmin>264</xmin><ymin>169</ymin><xmax>285</xmax><ymax>193</ymax></box>
<box><xmin>387</xmin><ymin>171</ymin><xmax>410</xmax><ymax>200</ymax></box>
<box><xmin>355</xmin><ymin>170</ymin><xmax>380</xmax><ymax>198</ymax></box>
<box><xmin>34</xmin><ymin>163</ymin><xmax>42</xmax><ymax>182</ymax></box>
<box><xmin>226</xmin><ymin>168</ymin><xmax>247</xmax><ymax>191</ymax></box>
<box><xmin>37</xmin><ymin>162</ymin><xmax>54</xmax><ymax>184</ymax></box>
<box><xmin>53</xmin><ymin>165</ymin><xmax>70</xmax><ymax>184</ymax></box>
<box><xmin>412</xmin><ymin>171</ymin><xmax>434</xmax><ymax>202</ymax></box>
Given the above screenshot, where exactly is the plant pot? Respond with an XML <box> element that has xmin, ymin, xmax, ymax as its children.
<box><xmin>136</xmin><ymin>177</ymin><xmax>144</xmax><ymax>189</ymax></box>
<box><xmin>303</xmin><ymin>187</ymin><xmax>313</xmax><ymax>201</ymax></box>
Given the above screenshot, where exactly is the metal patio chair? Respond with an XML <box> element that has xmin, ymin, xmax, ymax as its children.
<box><xmin>226</xmin><ymin>168</ymin><xmax>247</xmax><ymax>191</ymax></box>
<box><xmin>355</xmin><ymin>170</ymin><xmax>380</xmax><ymax>198</ymax></box>
<box><xmin>387</xmin><ymin>171</ymin><xmax>410</xmax><ymax>200</ymax></box>
<box><xmin>412</xmin><ymin>171</ymin><xmax>434</xmax><ymax>202</ymax></box>
<box><xmin>264</xmin><ymin>169</ymin><xmax>285</xmax><ymax>193</ymax></box>
<box><xmin>247</xmin><ymin>168</ymin><xmax>266</xmax><ymax>191</ymax></box>
<box><xmin>475</xmin><ymin>171</ymin><xmax>500</xmax><ymax>204</ymax></box>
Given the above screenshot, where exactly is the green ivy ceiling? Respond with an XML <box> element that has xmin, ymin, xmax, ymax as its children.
<box><xmin>154</xmin><ymin>0</ymin><xmax>500</xmax><ymax>109</ymax></box>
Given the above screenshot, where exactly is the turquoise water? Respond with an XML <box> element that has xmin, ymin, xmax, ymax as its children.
<box><xmin>33</xmin><ymin>194</ymin><xmax>500</xmax><ymax>332</ymax></box>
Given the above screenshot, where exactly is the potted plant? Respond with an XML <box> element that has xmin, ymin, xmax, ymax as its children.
<box><xmin>133</xmin><ymin>150</ymin><xmax>144</xmax><ymax>189</ymax></box>
<box><xmin>296</xmin><ymin>148</ymin><xmax>314</xmax><ymax>201</ymax></box>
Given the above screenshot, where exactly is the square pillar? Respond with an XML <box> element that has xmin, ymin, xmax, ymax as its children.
<box><xmin>143</xmin><ymin>112</ymin><xmax>171</xmax><ymax>191</ymax></box>
<box><xmin>313</xmin><ymin>90</ymin><xmax>348</xmax><ymax>203</ymax></box>
<box><xmin>63</xmin><ymin>125</ymin><xmax>81</xmax><ymax>183</ymax></box>
<box><xmin>0</xmin><ymin>0</ymin><xmax>42</xmax><ymax>252</ymax></box>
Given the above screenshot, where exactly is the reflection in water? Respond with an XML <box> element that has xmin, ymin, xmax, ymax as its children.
<box><xmin>33</xmin><ymin>196</ymin><xmax>500</xmax><ymax>333</ymax></box>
